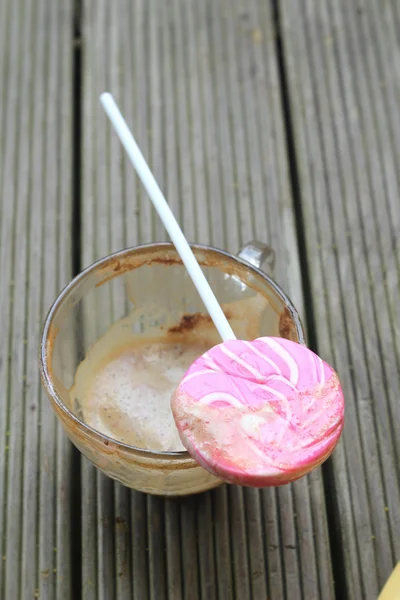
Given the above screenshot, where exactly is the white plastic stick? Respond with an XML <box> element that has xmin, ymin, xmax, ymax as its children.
<box><xmin>100</xmin><ymin>92</ymin><xmax>236</xmax><ymax>342</ymax></box>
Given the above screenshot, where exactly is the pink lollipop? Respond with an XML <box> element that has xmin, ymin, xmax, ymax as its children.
<box><xmin>101</xmin><ymin>94</ymin><xmax>344</xmax><ymax>488</ymax></box>
<box><xmin>172</xmin><ymin>337</ymin><xmax>344</xmax><ymax>486</ymax></box>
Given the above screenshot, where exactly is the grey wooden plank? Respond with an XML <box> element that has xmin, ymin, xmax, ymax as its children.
<box><xmin>212</xmin><ymin>486</ymin><xmax>234</xmax><ymax>599</ymax></box>
<box><xmin>260</xmin><ymin>489</ymin><xmax>285</xmax><ymax>598</ymax></box>
<box><xmin>180</xmin><ymin>497</ymin><xmax>200</xmax><ymax>600</ymax></box>
<box><xmin>131</xmin><ymin>492</ymin><xmax>150</xmax><ymax>600</ymax></box>
<box><xmin>196</xmin><ymin>493</ymin><xmax>217</xmax><ymax>600</ymax></box>
<box><xmin>181</xmin><ymin>0</ymin><xmax>211</xmax><ymax>247</ymax></box>
<box><xmin>81</xmin><ymin>1</ymin><xmax>334</xmax><ymax>598</ymax></box>
<box><xmin>165</xmin><ymin>498</ymin><xmax>183</xmax><ymax>599</ymax></box>
<box><xmin>228</xmin><ymin>486</ymin><xmax>251</xmax><ymax>597</ymax></box>
<box><xmin>82</xmin><ymin>460</ymin><xmax>99</xmax><ymax>598</ymax></box>
<box><xmin>97</xmin><ymin>472</ymin><xmax>116</xmax><ymax>600</ymax></box>
<box><xmin>21</xmin><ymin>0</ymin><xmax>48</xmax><ymax>594</ymax></box>
<box><xmin>0</xmin><ymin>0</ymin><xmax>74</xmax><ymax>598</ymax></box>
<box><xmin>212</xmin><ymin>0</ymin><xmax>254</xmax><ymax>248</ymax></box>
<box><xmin>243</xmin><ymin>488</ymin><xmax>268</xmax><ymax>599</ymax></box>
<box><xmin>114</xmin><ymin>484</ymin><xmax>133</xmax><ymax>597</ymax></box>
<box><xmin>147</xmin><ymin>495</ymin><xmax>168</xmax><ymax>600</ymax></box>
<box><xmin>2</xmin><ymin>0</ymin><xmax>29</xmax><ymax>595</ymax></box>
<box><xmin>133</xmin><ymin>0</ymin><xmax>154</xmax><ymax>245</ymax></box>
<box><xmin>280</xmin><ymin>0</ymin><xmax>400</xmax><ymax>598</ymax></box>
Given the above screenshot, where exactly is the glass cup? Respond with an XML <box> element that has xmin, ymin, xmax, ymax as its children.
<box><xmin>40</xmin><ymin>242</ymin><xmax>305</xmax><ymax>496</ymax></box>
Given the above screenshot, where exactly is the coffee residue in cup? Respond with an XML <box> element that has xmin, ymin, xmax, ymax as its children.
<box><xmin>76</xmin><ymin>339</ymin><xmax>210</xmax><ymax>452</ymax></box>
<box><xmin>70</xmin><ymin>293</ymin><xmax>272</xmax><ymax>452</ymax></box>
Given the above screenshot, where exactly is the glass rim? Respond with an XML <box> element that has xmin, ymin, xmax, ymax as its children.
<box><xmin>39</xmin><ymin>241</ymin><xmax>306</xmax><ymax>460</ymax></box>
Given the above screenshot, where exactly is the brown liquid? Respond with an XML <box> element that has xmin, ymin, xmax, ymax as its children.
<box><xmin>70</xmin><ymin>293</ymin><xmax>271</xmax><ymax>452</ymax></box>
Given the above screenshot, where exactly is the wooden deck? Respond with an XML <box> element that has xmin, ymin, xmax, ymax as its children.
<box><xmin>0</xmin><ymin>1</ymin><xmax>399</xmax><ymax>598</ymax></box>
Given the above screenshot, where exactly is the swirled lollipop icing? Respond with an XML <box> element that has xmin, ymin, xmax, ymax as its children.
<box><xmin>171</xmin><ymin>337</ymin><xmax>344</xmax><ymax>486</ymax></box>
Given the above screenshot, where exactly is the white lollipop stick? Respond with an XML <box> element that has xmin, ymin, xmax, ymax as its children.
<box><xmin>100</xmin><ymin>92</ymin><xmax>236</xmax><ymax>342</ymax></box>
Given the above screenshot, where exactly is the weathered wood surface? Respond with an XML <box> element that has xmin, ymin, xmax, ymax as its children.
<box><xmin>280</xmin><ymin>1</ymin><xmax>400</xmax><ymax>598</ymax></box>
<box><xmin>1</xmin><ymin>0</ymin><xmax>398</xmax><ymax>598</ymax></box>
<box><xmin>0</xmin><ymin>1</ymin><xmax>74</xmax><ymax>599</ymax></box>
<box><xmin>81</xmin><ymin>1</ymin><xmax>333</xmax><ymax>599</ymax></box>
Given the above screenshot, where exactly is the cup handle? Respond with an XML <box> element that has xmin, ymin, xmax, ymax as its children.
<box><xmin>237</xmin><ymin>241</ymin><xmax>276</xmax><ymax>278</ymax></box>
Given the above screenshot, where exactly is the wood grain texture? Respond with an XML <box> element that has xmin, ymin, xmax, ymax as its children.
<box><xmin>81</xmin><ymin>1</ymin><xmax>334</xmax><ymax>598</ymax></box>
<box><xmin>0</xmin><ymin>1</ymin><xmax>74</xmax><ymax>599</ymax></box>
<box><xmin>280</xmin><ymin>1</ymin><xmax>400</xmax><ymax>598</ymax></box>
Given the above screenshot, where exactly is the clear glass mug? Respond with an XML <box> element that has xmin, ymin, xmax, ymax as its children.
<box><xmin>39</xmin><ymin>242</ymin><xmax>305</xmax><ymax>496</ymax></box>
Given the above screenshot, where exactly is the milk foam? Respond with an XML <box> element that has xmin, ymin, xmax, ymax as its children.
<box><xmin>77</xmin><ymin>341</ymin><xmax>210</xmax><ymax>451</ymax></box>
